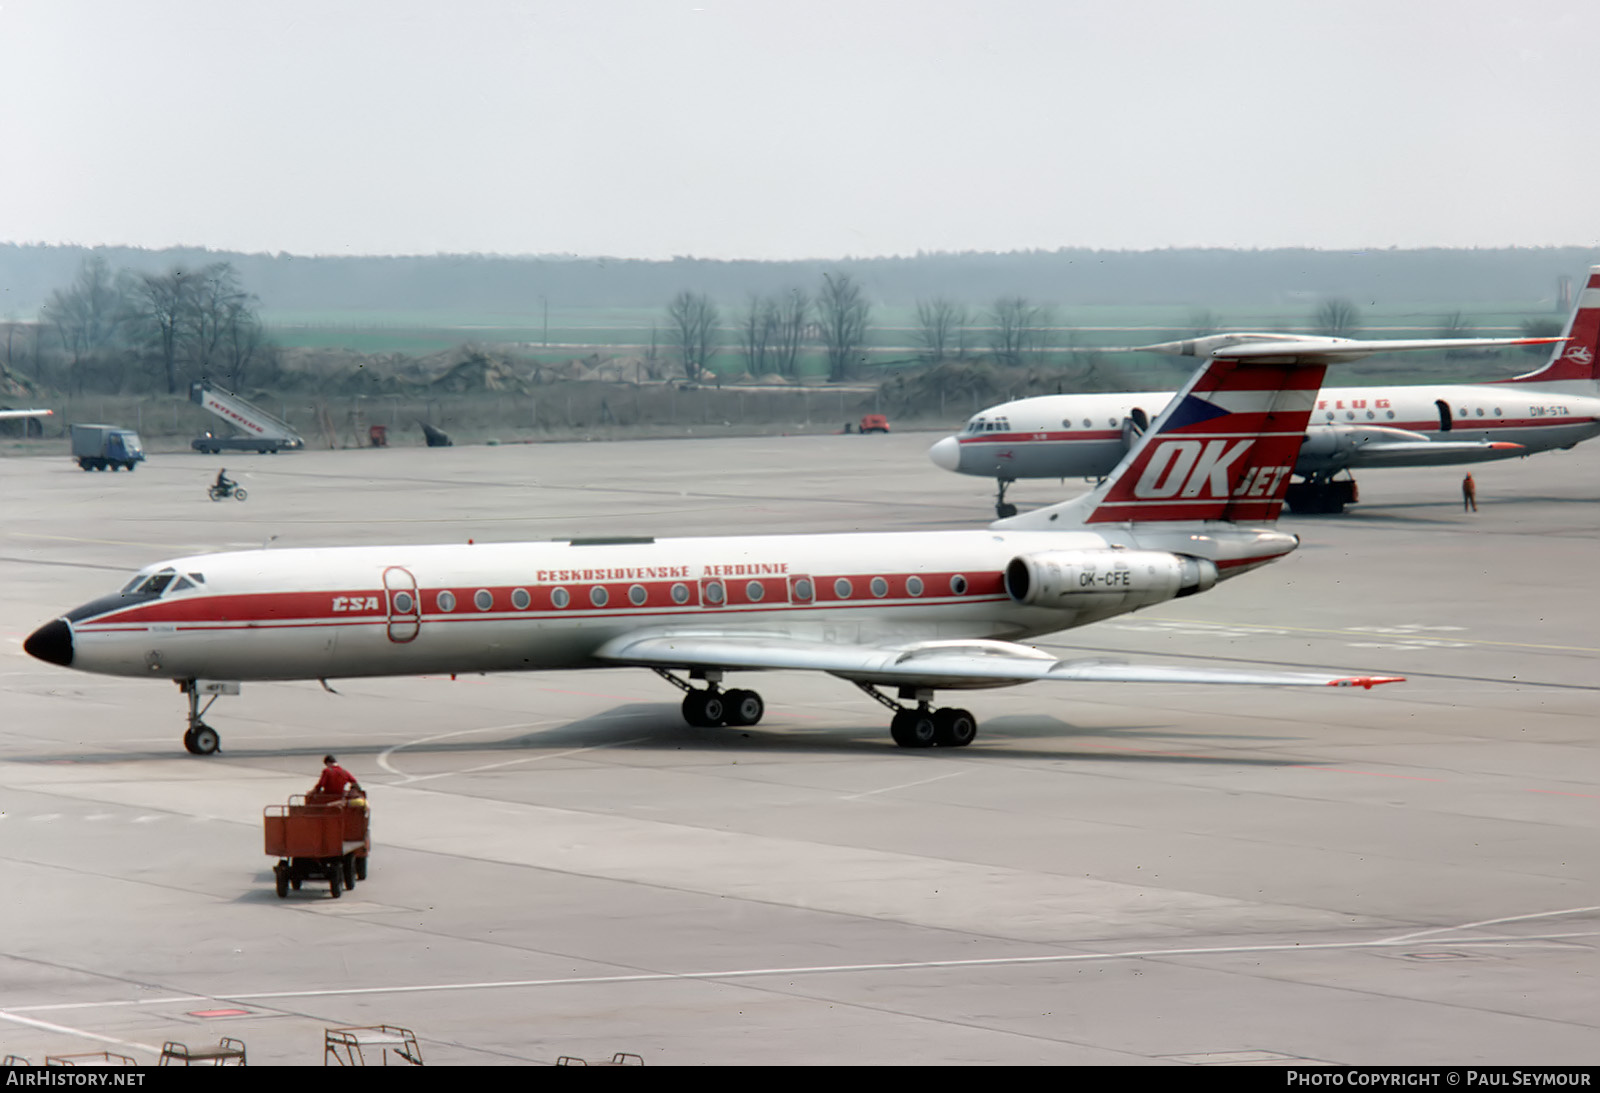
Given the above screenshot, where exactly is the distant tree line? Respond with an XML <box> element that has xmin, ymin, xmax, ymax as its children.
<box><xmin>13</xmin><ymin>256</ymin><xmax>276</xmax><ymax>394</ymax></box>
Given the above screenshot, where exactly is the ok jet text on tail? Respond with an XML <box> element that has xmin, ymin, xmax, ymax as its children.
<box><xmin>25</xmin><ymin>348</ymin><xmax>1402</xmax><ymax>756</ymax></box>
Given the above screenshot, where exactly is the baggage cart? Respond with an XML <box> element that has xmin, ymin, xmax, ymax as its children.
<box><xmin>264</xmin><ymin>794</ymin><xmax>370</xmax><ymax>899</ymax></box>
<box><xmin>324</xmin><ymin>1025</ymin><xmax>423</xmax><ymax>1066</ymax></box>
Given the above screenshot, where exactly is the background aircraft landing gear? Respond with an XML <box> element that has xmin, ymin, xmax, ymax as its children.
<box><xmin>178</xmin><ymin>680</ymin><xmax>224</xmax><ymax>755</ymax></box>
<box><xmin>1285</xmin><ymin>475</ymin><xmax>1359</xmax><ymax>515</ymax></box>
<box><xmin>860</xmin><ymin>684</ymin><xmax>978</xmax><ymax>748</ymax></box>
<box><xmin>994</xmin><ymin>477</ymin><xmax>1017</xmax><ymax>519</ymax></box>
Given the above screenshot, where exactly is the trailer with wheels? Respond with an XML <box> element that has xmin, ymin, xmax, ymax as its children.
<box><xmin>264</xmin><ymin>794</ymin><xmax>370</xmax><ymax>899</ymax></box>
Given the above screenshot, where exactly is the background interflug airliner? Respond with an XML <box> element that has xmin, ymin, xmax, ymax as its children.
<box><xmin>930</xmin><ymin>266</ymin><xmax>1600</xmax><ymax>517</ymax></box>
<box><xmin>25</xmin><ymin>346</ymin><xmax>1402</xmax><ymax>756</ymax></box>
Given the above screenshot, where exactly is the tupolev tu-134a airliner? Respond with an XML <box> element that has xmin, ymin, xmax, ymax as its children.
<box><xmin>931</xmin><ymin>266</ymin><xmax>1600</xmax><ymax>517</ymax></box>
<box><xmin>26</xmin><ymin>344</ymin><xmax>1405</xmax><ymax>756</ymax></box>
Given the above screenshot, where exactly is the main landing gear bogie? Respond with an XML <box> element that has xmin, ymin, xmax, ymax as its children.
<box><xmin>888</xmin><ymin>705</ymin><xmax>977</xmax><ymax>749</ymax></box>
<box><xmin>860</xmin><ymin>683</ymin><xmax>979</xmax><ymax>749</ymax></box>
<box><xmin>659</xmin><ymin>669</ymin><xmax>766</xmax><ymax>729</ymax></box>
<box><xmin>682</xmin><ymin>687</ymin><xmax>764</xmax><ymax>727</ymax></box>
<box><xmin>656</xmin><ymin>671</ymin><xmax>979</xmax><ymax>749</ymax></box>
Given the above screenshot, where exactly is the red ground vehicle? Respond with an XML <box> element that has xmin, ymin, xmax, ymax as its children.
<box><xmin>264</xmin><ymin>794</ymin><xmax>370</xmax><ymax>899</ymax></box>
<box><xmin>858</xmin><ymin>414</ymin><xmax>890</xmax><ymax>433</ymax></box>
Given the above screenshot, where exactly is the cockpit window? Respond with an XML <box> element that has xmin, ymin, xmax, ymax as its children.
<box><xmin>125</xmin><ymin>567</ymin><xmax>178</xmax><ymax>596</ymax></box>
<box><xmin>170</xmin><ymin>576</ymin><xmax>194</xmax><ymax>592</ymax></box>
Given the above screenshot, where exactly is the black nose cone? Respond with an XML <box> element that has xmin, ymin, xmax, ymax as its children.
<box><xmin>24</xmin><ymin>619</ymin><xmax>73</xmax><ymax>667</ymax></box>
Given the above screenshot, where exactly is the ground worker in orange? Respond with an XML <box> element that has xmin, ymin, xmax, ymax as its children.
<box><xmin>311</xmin><ymin>754</ymin><xmax>361</xmax><ymax>799</ymax></box>
<box><xmin>1462</xmin><ymin>473</ymin><xmax>1478</xmax><ymax>513</ymax></box>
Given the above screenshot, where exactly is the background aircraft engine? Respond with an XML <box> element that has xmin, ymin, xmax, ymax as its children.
<box><xmin>1296</xmin><ymin>423</ymin><xmax>1431</xmax><ymax>473</ymax></box>
<box><xmin>1004</xmin><ymin>550</ymin><xmax>1217</xmax><ymax>610</ymax></box>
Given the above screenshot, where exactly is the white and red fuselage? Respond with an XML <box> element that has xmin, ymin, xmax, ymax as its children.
<box><xmin>32</xmin><ymin>527</ymin><xmax>1291</xmax><ymax>685</ymax></box>
<box><xmin>930</xmin><ymin>266</ymin><xmax>1600</xmax><ymax>486</ymax></box>
<box><xmin>930</xmin><ymin>382</ymin><xmax>1600</xmax><ymax>482</ymax></box>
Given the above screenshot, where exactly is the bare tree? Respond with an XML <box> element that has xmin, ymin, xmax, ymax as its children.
<box><xmin>667</xmin><ymin>290</ymin><xmax>719</xmax><ymax>381</ymax></box>
<box><xmin>914</xmin><ymin>297</ymin><xmax>969</xmax><ymax>363</ymax></box>
<box><xmin>131</xmin><ymin>268</ymin><xmax>194</xmax><ymax>394</ymax></box>
<box><xmin>740</xmin><ymin>294</ymin><xmax>778</xmax><ymax>376</ymax></box>
<box><xmin>988</xmin><ymin>296</ymin><xmax>1049</xmax><ymax>366</ymax></box>
<box><xmin>186</xmin><ymin>263</ymin><xmax>252</xmax><ymax>379</ymax></box>
<box><xmin>772</xmin><ymin>288</ymin><xmax>809</xmax><ymax>377</ymax></box>
<box><xmin>817</xmin><ymin>273</ymin><xmax>869</xmax><ymax>382</ymax></box>
<box><xmin>44</xmin><ymin>257</ymin><xmax>129</xmax><ymax>391</ymax></box>
<box><xmin>1313</xmin><ymin>298</ymin><xmax>1361</xmax><ymax>338</ymax></box>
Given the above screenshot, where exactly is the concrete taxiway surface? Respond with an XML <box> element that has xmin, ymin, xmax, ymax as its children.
<box><xmin>1</xmin><ymin>434</ymin><xmax>1596</xmax><ymax>1065</ymax></box>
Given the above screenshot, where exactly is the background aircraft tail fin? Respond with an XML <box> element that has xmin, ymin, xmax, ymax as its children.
<box><xmin>993</xmin><ymin>353</ymin><xmax>1323</xmax><ymax>529</ymax></box>
<box><xmin>1504</xmin><ymin>265</ymin><xmax>1600</xmax><ymax>387</ymax></box>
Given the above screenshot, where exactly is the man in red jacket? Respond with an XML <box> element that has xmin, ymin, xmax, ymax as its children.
<box><xmin>311</xmin><ymin>755</ymin><xmax>361</xmax><ymax>799</ymax></box>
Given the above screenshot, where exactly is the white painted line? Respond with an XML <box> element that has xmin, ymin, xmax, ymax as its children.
<box><xmin>840</xmin><ymin>769</ymin><xmax>970</xmax><ymax>801</ymax></box>
<box><xmin>9</xmin><ymin>928</ymin><xmax>1597</xmax><ymax>1015</ymax></box>
<box><xmin>0</xmin><ymin>1008</ymin><xmax>161</xmax><ymax>1057</ymax></box>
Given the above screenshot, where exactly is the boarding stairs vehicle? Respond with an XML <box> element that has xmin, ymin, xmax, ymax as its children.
<box><xmin>264</xmin><ymin>792</ymin><xmax>371</xmax><ymax>898</ymax></box>
<box><xmin>190</xmin><ymin>381</ymin><xmax>304</xmax><ymax>454</ymax></box>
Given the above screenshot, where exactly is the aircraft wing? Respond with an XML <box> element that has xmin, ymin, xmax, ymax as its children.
<box><xmin>593</xmin><ymin>630</ymin><xmax>1402</xmax><ymax>690</ymax></box>
<box><xmin>1221</xmin><ymin>336</ymin><xmax>1563</xmax><ymax>365</ymax></box>
<box><xmin>1300</xmin><ymin>423</ymin><xmax>1528</xmax><ymax>470</ymax></box>
<box><xmin>1136</xmin><ymin>334</ymin><xmax>1564</xmax><ymax>365</ymax></box>
<box><xmin>1343</xmin><ymin>438</ymin><xmax>1526</xmax><ymax>468</ymax></box>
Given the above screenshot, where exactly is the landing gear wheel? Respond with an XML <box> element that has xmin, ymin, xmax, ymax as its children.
<box><xmin>681</xmin><ymin>689</ymin><xmax>727</xmax><ymax>727</ymax></box>
<box><xmin>933</xmin><ymin>707</ymin><xmax>978</xmax><ymax>748</ymax></box>
<box><xmin>184</xmin><ymin>724</ymin><xmax>220</xmax><ymax>756</ymax></box>
<box><xmin>274</xmin><ymin>862</ymin><xmax>288</xmax><ymax>899</ymax></box>
<box><xmin>994</xmin><ymin>477</ymin><xmax>1018</xmax><ymax>520</ymax></box>
<box><xmin>723</xmin><ymin>689</ymin><xmax>765</xmax><ymax>727</ymax></box>
<box><xmin>890</xmin><ymin>708</ymin><xmax>938</xmax><ymax>748</ymax></box>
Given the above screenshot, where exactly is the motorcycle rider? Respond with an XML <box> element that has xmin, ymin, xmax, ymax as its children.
<box><xmin>214</xmin><ymin>468</ymin><xmax>236</xmax><ymax>496</ymax></box>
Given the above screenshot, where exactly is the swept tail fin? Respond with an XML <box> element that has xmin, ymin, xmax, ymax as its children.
<box><xmin>1502</xmin><ymin>265</ymin><xmax>1600</xmax><ymax>387</ymax></box>
<box><xmin>993</xmin><ymin>352</ymin><xmax>1323</xmax><ymax>529</ymax></box>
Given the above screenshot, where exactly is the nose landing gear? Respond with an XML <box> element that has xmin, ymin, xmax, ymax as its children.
<box><xmin>994</xmin><ymin>477</ymin><xmax>1017</xmax><ymax>519</ymax></box>
<box><xmin>177</xmin><ymin>679</ymin><xmax>230</xmax><ymax>755</ymax></box>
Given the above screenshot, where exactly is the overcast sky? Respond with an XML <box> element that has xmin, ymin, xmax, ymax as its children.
<box><xmin>3</xmin><ymin>0</ymin><xmax>1596</xmax><ymax>260</ymax></box>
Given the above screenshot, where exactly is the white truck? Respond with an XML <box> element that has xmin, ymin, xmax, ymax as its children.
<box><xmin>70</xmin><ymin>424</ymin><xmax>146</xmax><ymax>471</ymax></box>
<box><xmin>189</xmin><ymin>381</ymin><xmax>304</xmax><ymax>454</ymax></box>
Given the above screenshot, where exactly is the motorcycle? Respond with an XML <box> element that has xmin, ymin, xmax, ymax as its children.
<box><xmin>208</xmin><ymin>482</ymin><xmax>248</xmax><ymax>502</ymax></box>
